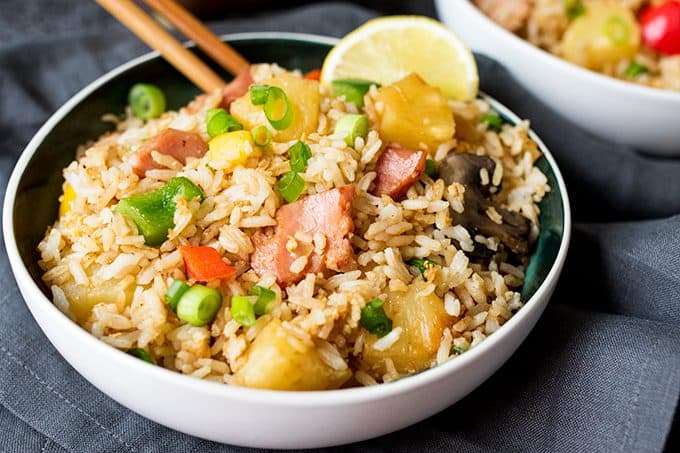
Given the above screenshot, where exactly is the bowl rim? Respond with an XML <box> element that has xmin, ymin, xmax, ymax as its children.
<box><xmin>440</xmin><ymin>0</ymin><xmax>680</xmax><ymax>103</ymax></box>
<box><xmin>2</xmin><ymin>31</ymin><xmax>571</xmax><ymax>407</ymax></box>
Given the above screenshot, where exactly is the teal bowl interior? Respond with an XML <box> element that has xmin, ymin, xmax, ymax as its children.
<box><xmin>10</xmin><ymin>36</ymin><xmax>565</xmax><ymax>303</ymax></box>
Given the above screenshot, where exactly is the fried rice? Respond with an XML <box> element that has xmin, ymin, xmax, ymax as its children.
<box><xmin>474</xmin><ymin>0</ymin><xmax>680</xmax><ymax>91</ymax></box>
<box><xmin>38</xmin><ymin>63</ymin><xmax>549</xmax><ymax>390</ymax></box>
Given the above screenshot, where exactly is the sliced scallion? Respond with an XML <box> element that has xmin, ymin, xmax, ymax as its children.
<box><xmin>176</xmin><ymin>284</ymin><xmax>223</xmax><ymax>326</ymax></box>
<box><xmin>563</xmin><ymin>0</ymin><xmax>585</xmax><ymax>19</ymax></box>
<box><xmin>206</xmin><ymin>108</ymin><xmax>243</xmax><ymax>138</ymax></box>
<box><xmin>165</xmin><ymin>279</ymin><xmax>190</xmax><ymax>312</ymax></box>
<box><xmin>264</xmin><ymin>86</ymin><xmax>294</xmax><ymax>130</ymax></box>
<box><xmin>482</xmin><ymin>113</ymin><xmax>503</xmax><ymax>132</ymax></box>
<box><xmin>249</xmin><ymin>285</ymin><xmax>276</xmax><ymax>316</ymax></box>
<box><xmin>406</xmin><ymin>258</ymin><xmax>438</xmax><ymax>281</ymax></box>
<box><xmin>277</xmin><ymin>171</ymin><xmax>305</xmax><ymax>203</ymax></box>
<box><xmin>251</xmin><ymin>125</ymin><xmax>272</xmax><ymax>147</ymax></box>
<box><xmin>624</xmin><ymin>61</ymin><xmax>649</xmax><ymax>78</ymax></box>
<box><xmin>128</xmin><ymin>83</ymin><xmax>166</xmax><ymax>120</ymax></box>
<box><xmin>360</xmin><ymin>299</ymin><xmax>393</xmax><ymax>338</ymax></box>
<box><xmin>288</xmin><ymin>141</ymin><xmax>312</xmax><ymax>172</ymax></box>
<box><xmin>451</xmin><ymin>346</ymin><xmax>467</xmax><ymax>355</ymax></box>
<box><xmin>334</xmin><ymin>113</ymin><xmax>368</xmax><ymax>147</ymax></box>
<box><xmin>604</xmin><ymin>17</ymin><xmax>630</xmax><ymax>46</ymax></box>
<box><xmin>231</xmin><ymin>295</ymin><xmax>256</xmax><ymax>327</ymax></box>
<box><xmin>128</xmin><ymin>348</ymin><xmax>156</xmax><ymax>364</ymax></box>
<box><xmin>331</xmin><ymin>79</ymin><xmax>377</xmax><ymax>108</ymax></box>
<box><xmin>250</xmin><ymin>85</ymin><xmax>270</xmax><ymax>105</ymax></box>
<box><xmin>425</xmin><ymin>159</ymin><xmax>438</xmax><ymax>179</ymax></box>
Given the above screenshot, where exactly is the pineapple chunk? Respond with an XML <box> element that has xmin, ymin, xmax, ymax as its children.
<box><xmin>230</xmin><ymin>73</ymin><xmax>320</xmax><ymax>142</ymax></box>
<box><xmin>363</xmin><ymin>282</ymin><xmax>450</xmax><ymax>375</ymax></box>
<box><xmin>233</xmin><ymin>319</ymin><xmax>351</xmax><ymax>391</ymax></box>
<box><xmin>61</xmin><ymin>279</ymin><xmax>134</xmax><ymax>323</ymax></box>
<box><xmin>207</xmin><ymin>130</ymin><xmax>259</xmax><ymax>171</ymax></box>
<box><xmin>373</xmin><ymin>73</ymin><xmax>455</xmax><ymax>152</ymax></box>
<box><xmin>561</xmin><ymin>2</ymin><xmax>640</xmax><ymax>71</ymax></box>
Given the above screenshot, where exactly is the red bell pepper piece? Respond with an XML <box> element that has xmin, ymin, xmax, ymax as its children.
<box><xmin>303</xmin><ymin>69</ymin><xmax>322</xmax><ymax>81</ymax></box>
<box><xmin>640</xmin><ymin>1</ymin><xmax>680</xmax><ymax>55</ymax></box>
<box><xmin>179</xmin><ymin>245</ymin><xmax>237</xmax><ymax>282</ymax></box>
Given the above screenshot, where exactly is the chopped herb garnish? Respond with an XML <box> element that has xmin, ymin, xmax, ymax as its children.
<box><xmin>249</xmin><ymin>85</ymin><xmax>270</xmax><ymax>105</ymax></box>
<box><xmin>277</xmin><ymin>171</ymin><xmax>305</xmax><ymax>203</ymax></box>
<box><xmin>176</xmin><ymin>285</ymin><xmax>223</xmax><ymax>326</ymax></box>
<box><xmin>425</xmin><ymin>159</ymin><xmax>438</xmax><ymax>179</ymax></box>
<box><xmin>563</xmin><ymin>0</ymin><xmax>585</xmax><ymax>19</ymax></box>
<box><xmin>624</xmin><ymin>61</ymin><xmax>649</xmax><ymax>78</ymax></box>
<box><xmin>451</xmin><ymin>346</ymin><xmax>467</xmax><ymax>355</ymax></box>
<box><xmin>128</xmin><ymin>83</ymin><xmax>166</xmax><ymax>120</ymax></box>
<box><xmin>360</xmin><ymin>299</ymin><xmax>393</xmax><ymax>338</ymax></box>
<box><xmin>482</xmin><ymin>113</ymin><xmax>503</xmax><ymax>132</ymax></box>
<box><xmin>249</xmin><ymin>285</ymin><xmax>276</xmax><ymax>316</ymax></box>
<box><xmin>288</xmin><ymin>141</ymin><xmax>312</xmax><ymax>173</ymax></box>
<box><xmin>206</xmin><ymin>108</ymin><xmax>243</xmax><ymax>138</ymax></box>
<box><xmin>604</xmin><ymin>17</ymin><xmax>630</xmax><ymax>46</ymax></box>
<box><xmin>128</xmin><ymin>348</ymin><xmax>156</xmax><ymax>364</ymax></box>
<box><xmin>263</xmin><ymin>86</ymin><xmax>294</xmax><ymax>130</ymax></box>
<box><xmin>406</xmin><ymin>258</ymin><xmax>438</xmax><ymax>280</ymax></box>
<box><xmin>164</xmin><ymin>279</ymin><xmax>190</xmax><ymax>312</ymax></box>
<box><xmin>230</xmin><ymin>295</ymin><xmax>257</xmax><ymax>327</ymax></box>
<box><xmin>251</xmin><ymin>125</ymin><xmax>272</xmax><ymax>147</ymax></box>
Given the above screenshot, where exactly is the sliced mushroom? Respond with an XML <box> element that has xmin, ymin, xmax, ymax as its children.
<box><xmin>440</xmin><ymin>152</ymin><xmax>530</xmax><ymax>255</ymax></box>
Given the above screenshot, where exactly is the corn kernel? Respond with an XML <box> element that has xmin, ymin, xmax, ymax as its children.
<box><xmin>59</xmin><ymin>182</ymin><xmax>76</xmax><ymax>216</ymax></box>
<box><xmin>207</xmin><ymin>130</ymin><xmax>259</xmax><ymax>170</ymax></box>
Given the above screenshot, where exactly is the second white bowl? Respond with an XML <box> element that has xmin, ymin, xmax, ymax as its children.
<box><xmin>436</xmin><ymin>0</ymin><xmax>680</xmax><ymax>156</ymax></box>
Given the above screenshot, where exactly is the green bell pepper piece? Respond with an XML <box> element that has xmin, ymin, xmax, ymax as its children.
<box><xmin>115</xmin><ymin>176</ymin><xmax>204</xmax><ymax>246</ymax></box>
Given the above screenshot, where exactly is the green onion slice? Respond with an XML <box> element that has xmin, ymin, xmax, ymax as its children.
<box><xmin>624</xmin><ymin>61</ymin><xmax>649</xmax><ymax>78</ymax></box>
<box><xmin>248</xmin><ymin>285</ymin><xmax>276</xmax><ymax>316</ymax></box>
<box><xmin>264</xmin><ymin>86</ymin><xmax>294</xmax><ymax>130</ymax></box>
<box><xmin>406</xmin><ymin>258</ymin><xmax>438</xmax><ymax>280</ymax></box>
<box><xmin>231</xmin><ymin>295</ymin><xmax>256</xmax><ymax>327</ymax></box>
<box><xmin>604</xmin><ymin>17</ymin><xmax>630</xmax><ymax>46</ymax></box>
<box><xmin>425</xmin><ymin>159</ymin><xmax>438</xmax><ymax>179</ymax></box>
<box><xmin>288</xmin><ymin>141</ymin><xmax>312</xmax><ymax>173</ymax></box>
<box><xmin>451</xmin><ymin>346</ymin><xmax>467</xmax><ymax>355</ymax></box>
<box><xmin>563</xmin><ymin>0</ymin><xmax>585</xmax><ymax>19</ymax></box>
<box><xmin>277</xmin><ymin>171</ymin><xmax>305</xmax><ymax>203</ymax></box>
<box><xmin>128</xmin><ymin>83</ymin><xmax>166</xmax><ymax>120</ymax></box>
<box><xmin>206</xmin><ymin>108</ymin><xmax>243</xmax><ymax>138</ymax></box>
<box><xmin>360</xmin><ymin>299</ymin><xmax>393</xmax><ymax>338</ymax></box>
<box><xmin>334</xmin><ymin>113</ymin><xmax>369</xmax><ymax>148</ymax></box>
<box><xmin>331</xmin><ymin>79</ymin><xmax>377</xmax><ymax>108</ymax></box>
<box><xmin>250</xmin><ymin>85</ymin><xmax>270</xmax><ymax>105</ymax></box>
<box><xmin>165</xmin><ymin>279</ymin><xmax>190</xmax><ymax>312</ymax></box>
<box><xmin>128</xmin><ymin>348</ymin><xmax>156</xmax><ymax>364</ymax></box>
<box><xmin>482</xmin><ymin>113</ymin><xmax>503</xmax><ymax>132</ymax></box>
<box><xmin>176</xmin><ymin>285</ymin><xmax>223</xmax><ymax>326</ymax></box>
<box><xmin>251</xmin><ymin>125</ymin><xmax>272</xmax><ymax>147</ymax></box>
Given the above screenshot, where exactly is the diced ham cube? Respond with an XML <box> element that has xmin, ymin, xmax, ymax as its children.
<box><xmin>371</xmin><ymin>146</ymin><xmax>426</xmax><ymax>200</ymax></box>
<box><xmin>128</xmin><ymin>128</ymin><xmax>207</xmax><ymax>177</ymax></box>
<box><xmin>221</xmin><ymin>68</ymin><xmax>253</xmax><ymax>109</ymax></box>
<box><xmin>250</xmin><ymin>186</ymin><xmax>356</xmax><ymax>286</ymax></box>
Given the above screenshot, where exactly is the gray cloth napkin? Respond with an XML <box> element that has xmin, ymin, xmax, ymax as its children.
<box><xmin>1</xmin><ymin>2</ymin><xmax>678</xmax><ymax>452</ymax></box>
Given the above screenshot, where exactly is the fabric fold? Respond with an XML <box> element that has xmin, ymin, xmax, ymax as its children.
<box><xmin>0</xmin><ymin>2</ymin><xmax>678</xmax><ymax>452</ymax></box>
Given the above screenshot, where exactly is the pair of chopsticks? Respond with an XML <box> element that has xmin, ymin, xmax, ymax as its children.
<box><xmin>96</xmin><ymin>0</ymin><xmax>250</xmax><ymax>92</ymax></box>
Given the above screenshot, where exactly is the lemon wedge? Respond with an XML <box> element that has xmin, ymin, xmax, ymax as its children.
<box><xmin>320</xmin><ymin>16</ymin><xmax>479</xmax><ymax>100</ymax></box>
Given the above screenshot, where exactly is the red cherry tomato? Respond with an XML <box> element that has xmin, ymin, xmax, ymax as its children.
<box><xmin>640</xmin><ymin>1</ymin><xmax>680</xmax><ymax>55</ymax></box>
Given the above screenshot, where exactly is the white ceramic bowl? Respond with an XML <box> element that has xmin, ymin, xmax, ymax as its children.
<box><xmin>3</xmin><ymin>32</ymin><xmax>571</xmax><ymax>449</ymax></box>
<box><xmin>436</xmin><ymin>0</ymin><xmax>680</xmax><ymax>155</ymax></box>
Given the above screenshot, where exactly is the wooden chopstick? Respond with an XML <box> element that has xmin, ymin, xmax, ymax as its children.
<box><xmin>141</xmin><ymin>0</ymin><xmax>250</xmax><ymax>76</ymax></box>
<box><xmin>96</xmin><ymin>0</ymin><xmax>227</xmax><ymax>92</ymax></box>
